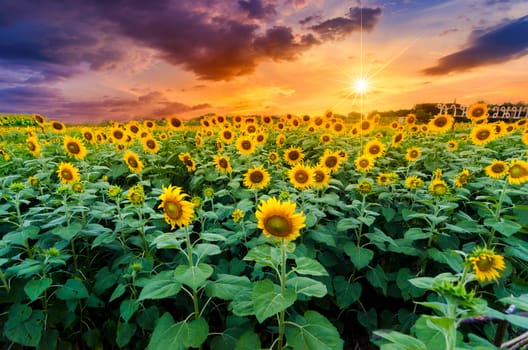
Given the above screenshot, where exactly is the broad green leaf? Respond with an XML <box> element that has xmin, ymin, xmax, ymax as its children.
<box><xmin>116</xmin><ymin>322</ymin><xmax>137</xmax><ymax>348</ymax></box>
<box><xmin>193</xmin><ymin>243</ymin><xmax>221</xmax><ymax>262</ymax></box>
<box><xmin>333</xmin><ymin>276</ymin><xmax>362</xmax><ymax>308</ymax></box>
<box><xmin>93</xmin><ymin>267</ymin><xmax>118</xmax><ymax>295</ymax></box>
<box><xmin>366</xmin><ymin>265</ymin><xmax>388</xmax><ymax>295</ymax></box>
<box><xmin>286</xmin><ymin>276</ymin><xmax>327</xmax><ymax>298</ymax></box>
<box><xmin>243</xmin><ymin>245</ymin><xmax>281</xmax><ymax>269</ymax></box>
<box><xmin>56</xmin><ymin>279</ymin><xmax>89</xmax><ymax>300</ymax></box>
<box><xmin>252</xmin><ymin>279</ymin><xmax>296</xmax><ymax>323</ymax></box>
<box><xmin>404</xmin><ymin>228</ymin><xmax>430</xmax><ymax>240</ymax></box>
<box><xmin>5</xmin><ymin>309</ymin><xmax>44</xmax><ymax>347</ymax></box>
<box><xmin>51</xmin><ymin>222</ymin><xmax>83</xmax><ymax>241</ymax></box>
<box><xmin>148</xmin><ymin>313</ymin><xmax>209</xmax><ymax>350</ymax></box>
<box><xmin>484</xmin><ymin>217</ymin><xmax>522</xmax><ymax>237</ymax></box>
<box><xmin>336</xmin><ymin>217</ymin><xmax>360</xmax><ymax>232</ymax></box>
<box><xmin>24</xmin><ymin>277</ymin><xmax>52</xmax><ymax>302</ymax></box>
<box><xmin>235</xmin><ymin>331</ymin><xmax>261</xmax><ymax>350</ymax></box>
<box><xmin>373</xmin><ymin>330</ymin><xmax>426</xmax><ymax>350</ymax></box>
<box><xmin>285</xmin><ymin>310</ymin><xmax>343</xmax><ymax>350</ymax></box>
<box><xmin>110</xmin><ymin>284</ymin><xmax>126</xmax><ymax>302</ymax></box>
<box><xmin>305</xmin><ymin>212</ymin><xmax>318</xmax><ymax>228</ymax></box>
<box><xmin>138</xmin><ymin>271</ymin><xmax>182</xmax><ymax>301</ymax></box>
<box><xmin>500</xmin><ymin>296</ymin><xmax>528</xmax><ymax>311</ymax></box>
<box><xmin>343</xmin><ymin>243</ymin><xmax>374</xmax><ymax>270</ymax></box>
<box><xmin>174</xmin><ymin>263</ymin><xmax>213</xmax><ymax>290</ymax></box>
<box><xmin>205</xmin><ymin>274</ymin><xmax>252</xmax><ymax>300</ymax></box>
<box><xmin>120</xmin><ymin>298</ymin><xmax>139</xmax><ymax>322</ymax></box>
<box><xmin>294</xmin><ymin>257</ymin><xmax>328</xmax><ymax>276</ymax></box>
<box><xmin>427</xmin><ymin>248</ymin><xmax>464</xmax><ymax>273</ymax></box>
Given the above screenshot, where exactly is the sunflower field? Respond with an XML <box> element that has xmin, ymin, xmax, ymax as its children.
<box><xmin>0</xmin><ymin>107</ymin><xmax>528</xmax><ymax>350</ymax></box>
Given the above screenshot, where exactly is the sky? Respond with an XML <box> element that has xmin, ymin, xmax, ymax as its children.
<box><xmin>0</xmin><ymin>0</ymin><xmax>527</xmax><ymax>123</ymax></box>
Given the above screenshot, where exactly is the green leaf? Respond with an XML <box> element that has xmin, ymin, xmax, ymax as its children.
<box><xmin>336</xmin><ymin>217</ymin><xmax>360</xmax><ymax>232</ymax></box>
<box><xmin>243</xmin><ymin>245</ymin><xmax>281</xmax><ymax>269</ymax></box>
<box><xmin>294</xmin><ymin>257</ymin><xmax>328</xmax><ymax>276</ymax></box>
<box><xmin>404</xmin><ymin>228</ymin><xmax>430</xmax><ymax>241</ymax></box>
<box><xmin>366</xmin><ymin>265</ymin><xmax>388</xmax><ymax>295</ymax></box>
<box><xmin>305</xmin><ymin>212</ymin><xmax>318</xmax><ymax>228</ymax></box>
<box><xmin>116</xmin><ymin>321</ymin><xmax>137</xmax><ymax>348</ymax></box>
<box><xmin>373</xmin><ymin>330</ymin><xmax>426</xmax><ymax>350</ymax></box>
<box><xmin>110</xmin><ymin>284</ymin><xmax>126</xmax><ymax>302</ymax></box>
<box><xmin>252</xmin><ymin>279</ymin><xmax>296</xmax><ymax>323</ymax></box>
<box><xmin>193</xmin><ymin>243</ymin><xmax>221</xmax><ymax>262</ymax></box>
<box><xmin>382</xmin><ymin>207</ymin><xmax>396</xmax><ymax>222</ymax></box>
<box><xmin>285</xmin><ymin>310</ymin><xmax>343</xmax><ymax>350</ymax></box>
<box><xmin>427</xmin><ymin>248</ymin><xmax>464</xmax><ymax>273</ymax></box>
<box><xmin>5</xmin><ymin>308</ymin><xmax>44</xmax><ymax>347</ymax></box>
<box><xmin>138</xmin><ymin>271</ymin><xmax>182</xmax><ymax>301</ymax></box>
<box><xmin>51</xmin><ymin>222</ymin><xmax>83</xmax><ymax>241</ymax></box>
<box><xmin>333</xmin><ymin>276</ymin><xmax>362</xmax><ymax>308</ymax></box>
<box><xmin>24</xmin><ymin>277</ymin><xmax>52</xmax><ymax>302</ymax></box>
<box><xmin>120</xmin><ymin>298</ymin><xmax>139</xmax><ymax>322</ymax></box>
<box><xmin>148</xmin><ymin>313</ymin><xmax>209</xmax><ymax>350</ymax></box>
<box><xmin>500</xmin><ymin>296</ymin><xmax>528</xmax><ymax>311</ymax></box>
<box><xmin>343</xmin><ymin>243</ymin><xmax>374</xmax><ymax>270</ymax></box>
<box><xmin>151</xmin><ymin>232</ymin><xmax>184</xmax><ymax>250</ymax></box>
<box><xmin>235</xmin><ymin>331</ymin><xmax>262</xmax><ymax>350</ymax></box>
<box><xmin>484</xmin><ymin>217</ymin><xmax>522</xmax><ymax>237</ymax></box>
<box><xmin>286</xmin><ymin>276</ymin><xmax>327</xmax><ymax>298</ymax></box>
<box><xmin>205</xmin><ymin>274</ymin><xmax>252</xmax><ymax>301</ymax></box>
<box><xmin>56</xmin><ymin>279</ymin><xmax>89</xmax><ymax>300</ymax></box>
<box><xmin>174</xmin><ymin>263</ymin><xmax>213</xmax><ymax>290</ymax></box>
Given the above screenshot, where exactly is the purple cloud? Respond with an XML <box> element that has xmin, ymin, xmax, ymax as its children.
<box><xmin>238</xmin><ymin>0</ymin><xmax>277</xmax><ymax>20</ymax></box>
<box><xmin>310</xmin><ymin>6</ymin><xmax>382</xmax><ymax>41</ymax></box>
<box><xmin>423</xmin><ymin>15</ymin><xmax>528</xmax><ymax>75</ymax></box>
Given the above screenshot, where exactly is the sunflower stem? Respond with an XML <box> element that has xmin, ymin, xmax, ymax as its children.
<box><xmin>277</xmin><ymin>239</ymin><xmax>288</xmax><ymax>350</ymax></box>
<box><xmin>487</xmin><ymin>179</ymin><xmax>508</xmax><ymax>248</ymax></box>
<box><xmin>184</xmin><ymin>226</ymin><xmax>200</xmax><ymax>320</ymax></box>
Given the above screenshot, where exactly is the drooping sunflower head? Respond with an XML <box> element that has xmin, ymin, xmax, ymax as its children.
<box><xmin>57</xmin><ymin>162</ymin><xmax>80</xmax><ymax>184</ymax></box>
<box><xmin>26</xmin><ymin>136</ymin><xmax>41</xmax><ymax>157</ymax></box>
<box><xmin>33</xmin><ymin>114</ymin><xmax>46</xmax><ymax>125</ymax></box>
<box><xmin>454</xmin><ymin>169</ymin><xmax>470</xmax><ymax>188</ymax></box>
<box><xmin>364</xmin><ymin>139</ymin><xmax>385</xmax><ymax>159</ymax></box>
<box><xmin>429</xmin><ymin>178</ymin><xmax>448</xmax><ymax>196</ymax></box>
<box><xmin>355</xmin><ymin>155</ymin><xmax>375</xmax><ymax>172</ymax></box>
<box><xmin>255</xmin><ymin>197</ymin><xmax>306</xmax><ymax>242</ymax></box>
<box><xmin>485</xmin><ymin>160</ymin><xmax>508</xmax><ymax>179</ymax></box>
<box><xmin>128</xmin><ymin>184</ymin><xmax>145</xmax><ymax>205</ymax></box>
<box><xmin>357</xmin><ymin>180</ymin><xmax>373</xmax><ymax>195</ymax></box>
<box><xmin>507</xmin><ymin>159</ymin><xmax>528</xmax><ymax>185</ymax></box>
<box><xmin>467</xmin><ymin>102</ymin><xmax>488</xmax><ymax>122</ymax></box>
<box><xmin>72</xmin><ymin>181</ymin><xmax>84</xmax><ymax>193</ymax></box>
<box><xmin>142</xmin><ymin>136</ymin><xmax>160</xmax><ymax>154</ymax></box>
<box><xmin>377</xmin><ymin>172</ymin><xmax>398</xmax><ymax>186</ymax></box>
<box><xmin>405</xmin><ymin>147</ymin><xmax>421</xmax><ymax>162</ymax></box>
<box><xmin>311</xmin><ymin>165</ymin><xmax>331</xmax><ymax>189</ymax></box>
<box><xmin>236</xmin><ymin>136</ymin><xmax>256</xmax><ymax>155</ymax></box>
<box><xmin>64</xmin><ymin>136</ymin><xmax>87</xmax><ymax>160</ymax></box>
<box><xmin>288</xmin><ymin>163</ymin><xmax>314</xmax><ymax>190</ymax></box>
<box><xmin>468</xmin><ymin>247</ymin><xmax>506</xmax><ymax>282</ymax></box>
<box><xmin>214</xmin><ymin>155</ymin><xmax>232</xmax><ymax>173</ymax></box>
<box><xmin>470</xmin><ymin>124</ymin><xmax>496</xmax><ymax>145</ymax></box>
<box><xmin>404</xmin><ymin>175</ymin><xmax>423</xmax><ymax>190</ymax></box>
<box><xmin>243</xmin><ymin>166</ymin><xmax>271</xmax><ymax>190</ymax></box>
<box><xmin>123</xmin><ymin>150</ymin><xmax>144</xmax><ymax>173</ymax></box>
<box><xmin>391</xmin><ymin>132</ymin><xmax>405</xmax><ymax>147</ymax></box>
<box><xmin>284</xmin><ymin>146</ymin><xmax>304</xmax><ymax>165</ymax></box>
<box><xmin>428</xmin><ymin>114</ymin><xmax>454</xmax><ymax>133</ymax></box>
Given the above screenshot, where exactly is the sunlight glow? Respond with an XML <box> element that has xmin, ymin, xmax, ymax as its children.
<box><xmin>353</xmin><ymin>77</ymin><xmax>369</xmax><ymax>94</ymax></box>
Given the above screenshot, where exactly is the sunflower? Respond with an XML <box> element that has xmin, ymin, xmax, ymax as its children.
<box><xmin>232</xmin><ymin>208</ymin><xmax>244</xmax><ymax>223</ymax></box>
<box><xmin>405</xmin><ymin>147</ymin><xmax>421</xmax><ymax>162</ymax></box>
<box><xmin>219</xmin><ymin>128</ymin><xmax>235</xmax><ymax>144</ymax></box>
<box><xmin>110</xmin><ymin>127</ymin><xmax>127</xmax><ymax>144</ymax></box>
<box><xmin>312</xmin><ymin>165</ymin><xmax>331</xmax><ymax>189</ymax></box>
<box><xmin>158</xmin><ymin>184</ymin><xmax>194</xmax><ymax>229</ymax></box>
<box><xmin>276</xmin><ymin>133</ymin><xmax>286</xmax><ymax>147</ymax></box>
<box><xmin>364</xmin><ymin>139</ymin><xmax>385</xmax><ymax>159</ymax></box>
<box><xmin>377</xmin><ymin>172</ymin><xmax>398</xmax><ymax>186</ymax></box>
<box><xmin>255</xmin><ymin>197</ymin><xmax>306</xmax><ymax>242</ymax></box>
<box><xmin>178</xmin><ymin>152</ymin><xmax>197</xmax><ymax>173</ymax></box>
<box><xmin>288</xmin><ymin>163</ymin><xmax>314</xmax><ymax>190</ymax></box>
<box><xmin>470</xmin><ymin>124</ymin><xmax>495</xmax><ymax>145</ymax></box>
<box><xmin>26</xmin><ymin>136</ymin><xmax>41</xmax><ymax>157</ymax></box>
<box><xmin>429</xmin><ymin>178</ymin><xmax>448</xmax><ymax>196</ymax></box>
<box><xmin>245</xmin><ymin>123</ymin><xmax>258</xmax><ymax>134</ymax></box>
<box><xmin>507</xmin><ymin>159</ymin><xmax>528</xmax><ymax>185</ymax></box>
<box><xmin>404</xmin><ymin>175</ymin><xmax>423</xmax><ymax>190</ymax></box>
<box><xmin>167</xmin><ymin>117</ymin><xmax>184</xmax><ymax>129</ymax></box>
<box><xmin>446</xmin><ymin>140</ymin><xmax>458</xmax><ymax>151</ymax></box>
<box><xmin>50</xmin><ymin>120</ymin><xmax>66</xmax><ymax>133</ymax></box>
<box><xmin>127</xmin><ymin>121</ymin><xmax>141</xmax><ymax>135</ymax></box>
<box><xmin>123</xmin><ymin>150</ymin><xmax>144</xmax><ymax>173</ymax></box>
<box><xmin>63</xmin><ymin>136</ymin><xmax>87</xmax><ymax>160</ymax></box>
<box><xmin>108</xmin><ymin>185</ymin><xmax>122</xmax><ymax>199</ymax></box>
<box><xmin>261</xmin><ymin>115</ymin><xmax>273</xmax><ymax>126</ymax></box>
<box><xmin>72</xmin><ymin>181</ymin><xmax>84</xmax><ymax>193</ymax></box>
<box><xmin>391</xmin><ymin>132</ymin><xmax>405</xmax><ymax>147</ymax></box>
<box><xmin>243</xmin><ymin>166</ymin><xmax>270</xmax><ymax>190</ymax></box>
<box><xmin>358</xmin><ymin>119</ymin><xmax>375</xmax><ymax>134</ymax></box>
<box><xmin>357</xmin><ymin>180</ymin><xmax>373</xmax><ymax>195</ymax></box>
<box><xmin>311</xmin><ymin>116</ymin><xmax>324</xmax><ymax>128</ymax></box>
<box><xmin>236</xmin><ymin>136</ymin><xmax>256</xmax><ymax>155</ymax></box>
<box><xmin>319</xmin><ymin>149</ymin><xmax>341</xmax><ymax>172</ymax></box>
<box><xmin>144</xmin><ymin>120</ymin><xmax>156</xmax><ymax>130</ymax></box>
<box><xmin>266</xmin><ymin>151</ymin><xmax>279</xmax><ymax>164</ymax></box>
<box><xmin>428</xmin><ymin>114</ymin><xmax>454</xmax><ymax>133</ymax></box>
<box><xmin>332</xmin><ymin>121</ymin><xmax>345</xmax><ymax>134</ymax></box>
<box><xmin>128</xmin><ymin>184</ymin><xmax>145</xmax><ymax>205</ymax></box>
<box><xmin>142</xmin><ymin>136</ymin><xmax>160</xmax><ymax>154</ymax></box>
<box><xmin>467</xmin><ymin>103</ymin><xmax>488</xmax><ymax>122</ymax></box>
<box><xmin>284</xmin><ymin>146</ymin><xmax>304</xmax><ymax>166</ymax></box>
<box><xmin>213</xmin><ymin>155</ymin><xmax>232</xmax><ymax>173</ymax></box>
<box><xmin>404</xmin><ymin>114</ymin><xmax>417</xmax><ymax>125</ymax></box>
<box><xmin>81</xmin><ymin>128</ymin><xmax>96</xmax><ymax>144</ymax></box>
<box><xmin>33</xmin><ymin>114</ymin><xmax>46</xmax><ymax>125</ymax></box>
<box><xmin>57</xmin><ymin>162</ymin><xmax>80</xmax><ymax>184</ymax></box>
<box><xmin>255</xmin><ymin>132</ymin><xmax>267</xmax><ymax>145</ymax></box>
<box><xmin>320</xmin><ymin>133</ymin><xmax>333</xmax><ymax>144</ymax></box>
<box><xmin>355</xmin><ymin>155</ymin><xmax>375</xmax><ymax>172</ymax></box>
<box><xmin>454</xmin><ymin>169</ymin><xmax>470</xmax><ymax>188</ymax></box>
<box><xmin>469</xmin><ymin>247</ymin><xmax>505</xmax><ymax>282</ymax></box>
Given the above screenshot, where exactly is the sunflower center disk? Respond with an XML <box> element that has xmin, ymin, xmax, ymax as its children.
<box><xmin>289</xmin><ymin>152</ymin><xmax>299</xmax><ymax>160</ymax></box>
<box><xmin>219</xmin><ymin>159</ymin><xmax>228</xmax><ymax>168</ymax></box>
<box><xmin>27</xmin><ymin>142</ymin><xmax>36</xmax><ymax>151</ymax></box>
<box><xmin>128</xmin><ymin>158</ymin><xmax>138</xmax><ymax>168</ymax></box>
<box><xmin>242</xmin><ymin>141</ymin><xmax>251</xmax><ymax>149</ymax></box>
<box><xmin>265</xmin><ymin>216</ymin><xmax>290</xmax><ymax>237</ymax></box>
<box><xmin>61</xmin><ymin>170</ymin><xmax>73</xmax><ymax>180</ymax></box>
<box><xmin>165</xmin><ymin>201</ymin><xmax>181</xmax><ymax>219</ymax></box>
<box><xmin>250</xmin><ymin>171</ymin><xmax>263</xmax><ymax>183</ymax></box>
<box><xmin>295</xmin><ymin>171</ymin><xmax>308</xmax><ymax>183</ymax></box>
<box><xmin>475</xmin><ymin>256</ymin><xmax>493</xmax><ymax>271</ymax></box>
<box><xmin>67</xmin><ymin>143</ymin><xmax>80</xmax><ymax>154</ymax></box>
<box><xmin>478</xmin><ymin>131</ymin><xmax>490</xmax><ymax>140</ymax></box>
<box><xmin>147</xmin><ymin>140</ymin><xmax>156</xmax><ymax>149</ymax></box>
<box><xmin>325</xmin><ymin>157</ymin><xmax>338</xmax><ymax>167</ymax></box>
<box><xmin>510</xmin><ymin>165</ymin><xmax>527</xmax><ymax>178</ymax></box>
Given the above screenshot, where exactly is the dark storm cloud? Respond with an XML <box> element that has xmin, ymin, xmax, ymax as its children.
<box><xmin>423</xmin><ymin>15</ymin><xmax>528</xmax><ymax>75</ymax></box>
<box><xmin>253</xmin><ymin>26</ymin><xmax>320</xmax><ymax>60</ymax></box>
<box><xmin>238</xmin><ymin>0</ymin><xmax>277</xmax><ymax>20</ymax></box>
<box><xmin>310</xmin><ymin>6</ymin><xmax>382</xmax><ymax>41</ymax></box>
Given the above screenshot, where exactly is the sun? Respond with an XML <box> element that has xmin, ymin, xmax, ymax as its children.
<box><xmin>353</xmin><ymin>77</ymin><xmax>369</xmax><ymax>94</ymax></box>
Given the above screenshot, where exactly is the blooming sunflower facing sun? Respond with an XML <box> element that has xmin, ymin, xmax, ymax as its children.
<box><xmin>64</xmin><ymin>136</ymin><xmax>87</xmax><ymax>160</ymax></box>
<box><xmin>405</xmin><ymin>147</ymin><xmax>421</xmax><ymax>162</ymax></box>
<box><xmin>26</xmin><ymin>136</ymin><xmax>41</xmax><ymax>157</ymax></box>
<box><xmin>255</xmin><ymin>197</ymin><xmax>306</xmax><ymax>242</ymax></box>
<box><xmin>123</xmin><ymin>150</ymin><xmax>144</xmax><ymax>173</ymax></box>
<box><xmin>243</xmin><ymin>166</ymin><xmax>270</xmax><ymax>190</ymax></box>
<box><xmin>364</xmin><ymin>139</ymin><xmax>385</xmax><ymax>159</ymax></box>
<box><xmin>467</xmin><ymin>102</ymin><xmax>488</xmax><ymax>122</ymax></box>
<box><xmin>507</xmin><ymin>159</ymin><xmax>528</xmax><ymax>185</ymax></box>
<box><xmin>470</xmin><ymin>124</ymin><xmax>495</xmax><ymax>145</ymax></box>
<box><xmin>355</xmin><ymin>155</ymin><xmax>375</xmax><ymax>172</ymax></box>
<box><xmin>214</xmin><ymin>155</ymin><xmax>232</xmax><ymax>174</ymax></box>
<box><xmin>284</xmin><ymin>146</ymin><xmax>304</xmax><ymax>166</ymax></box>
<box><xmin>404</xmin><ymin>175</ymin><xmax>423</xmax><ymax>190</ymax></box>
<box><xmin>288</xmin><ymin>163</ymin><xmax>314</xmax><ymax>190</ymax></box>
<box><xmin>158</xmin><ymin>184</ymin><xmax>194</xmax><ymax>230</ymax></box>
<box><xmin>311</xmin><ymin>165</ymin><xmax>331</xmax><ymax>189</ymax></box>
<box><xmin>57</xmin><ymin>162</ymin><xmax>80</xmax><ymax>184</ymax></box>
<box><xmin>454</xmin><ymin>169</ymin><xmax>470</xmax><ymax>188</ymax></box>
<box><xmin>319</xmin><ymin>149</ymin><xmax>341</xmax><ymax>173</ymax></box>
<box><xmin>428</xmin><ymin>114</ymin><xmax>454</xmax><ymax>133</ymax></box>
<box><xmin>469</xmin><ymin>247</ymin><xmax>506</xmax><ymax>282</ymax></box>
<box><xmin>485</xmin><ymin>160</ymin><xmax>508</xmax><ymax>179</ymax></box>
<box><xmin>236</xmin><ymin>136</ymin><xmax>256</xmax><ymax>155</ymax></box>
<box><xmin>142</xmin><ymin>136</ymin><xmax>160</xmax><ymax>154</ymax></box>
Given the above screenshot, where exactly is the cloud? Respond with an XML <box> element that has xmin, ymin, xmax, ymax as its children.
<box><xmin>253</xmin><ymin>26</ymin><xmax>320</xmax><ymax>60</ymax></box>
<box><xmin>309</xmin><ymin>6</ymin><xmax>382</xmax><ymax>41</ymax></box>
<box><xmin>423</xmin><ymin>15</ymin><xmax>528</xmax><ymax>75</ymax></box>
<box><xmin>238</xmin><ymin>0</ymin><xmax>277</xmax><ymax>20</ymax></box>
